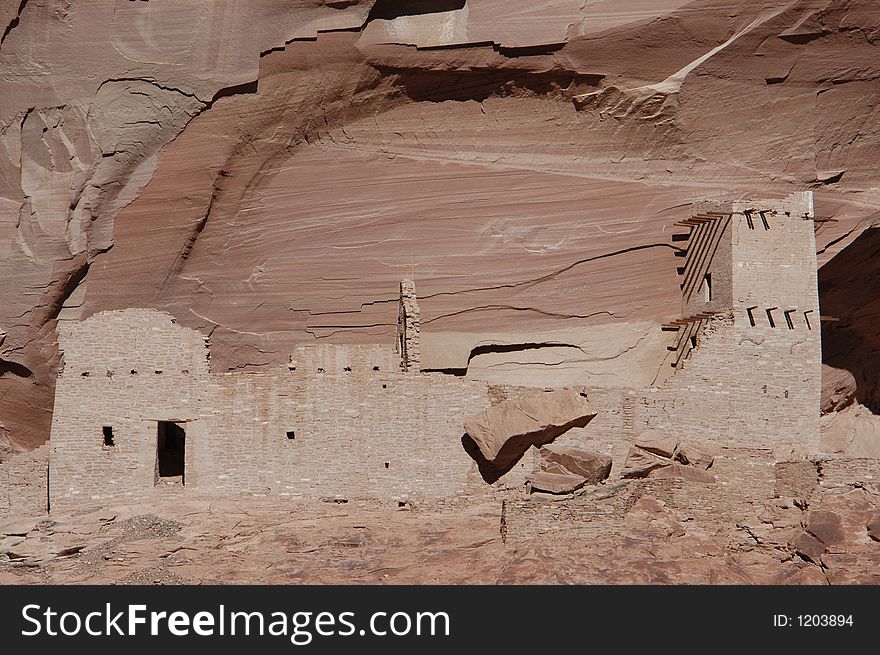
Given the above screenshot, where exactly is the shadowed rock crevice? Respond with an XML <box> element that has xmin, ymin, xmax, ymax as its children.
<box><xmin>0</xmin><ymin>0</ymin><xmax>28</xmax><ymax>47</ymax></box>
<box><xmin>425</xmin><ymin>341</ymin><xmax>585</xmax><ymax>376</ymax></box>
<box><xmin>820</xmin><ymin>227</ymin><xmax>880</xmax><ymax>413</ymax></box>
<box><xmin>368</xmin><ymin>0</ymin><xmax>466</xmax><ymax>21</ymax></box>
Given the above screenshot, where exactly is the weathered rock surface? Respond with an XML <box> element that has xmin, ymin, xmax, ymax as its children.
<box><xmin>821</xmin><ymin>403</ymin><xmax>880</xmax><ymax>457</ymax></box>
<box><xmin>538</xmin><ymin>444</ymin><xmax>611</xmax><ymax>484</ymax></box>
<box><xmin>1</xmin><ymin>457</ymin><xmax>879</xmax><ymax>585</ymax></box>
<box><xmin>463</xmin><ymin>389</ymin><xmax>596</xmax><ymax>471</ymax></box>
<box><xmin>822</xmin><ymin>364</ymin><xmax>858</xmax><ymax>414</ymax></box>
<box><xmin>526</xmin><ymin>471</ymin><xmax>587</xmax><ymax>495</ymax></box>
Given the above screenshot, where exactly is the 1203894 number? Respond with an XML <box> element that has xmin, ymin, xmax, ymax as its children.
<box><xmin>798</xmin><ymin>615</ymin><xmax>853</xmax><ymax>627</ymax></box>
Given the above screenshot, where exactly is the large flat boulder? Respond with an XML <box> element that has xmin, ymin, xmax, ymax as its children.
<box><xmin>463</xmin><ymin>388</ymin><xmax>596</xmax><ymax>474</ymax></box>
<box><xmin>539</xmin><ymin>444</ymin><xmax>611</xmax><ymax>484</ymax></box>
<box><xmin>526</xmin><ymin>471</ymin><xmax>587</xmax><ymax>495</ymax></box>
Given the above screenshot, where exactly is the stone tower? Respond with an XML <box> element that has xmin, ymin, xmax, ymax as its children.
<box><xmin>397</xmin><ymin>279</ymin><xmax>421</xmax><ymax>372</ymax></box>
<box><xmin>658</xmin><ymin>192</ymin><xmax>821</xmax><ymax>452</ymax></box>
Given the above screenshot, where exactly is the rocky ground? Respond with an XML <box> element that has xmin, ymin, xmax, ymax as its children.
<box><xmin>2</xmin><ymin>477</ymin><xmax>878</xmax><ymax>585</ymax></box>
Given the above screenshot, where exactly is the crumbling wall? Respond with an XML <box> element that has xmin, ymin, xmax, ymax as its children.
<box><xmin>0</xmin><ymin>445</ymin><xmax>48</xmax><ymax>518</ymax></box>
<box><xmin>397</xmin><ymin>279</ymin><xmax>421</xmax><ymax>372</ymax></box>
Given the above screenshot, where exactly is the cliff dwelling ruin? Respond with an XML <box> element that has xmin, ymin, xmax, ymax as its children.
<box><xmin>42</xmin><ymin>192</ymin><xmax>821</xmax><ymax>508</ymax></box>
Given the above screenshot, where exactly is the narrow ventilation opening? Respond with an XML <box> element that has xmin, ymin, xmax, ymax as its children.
<box><xmin>384</xmin><ymin>462</ymin><xmax>390</xmax><ymax>469</ymax></box>
<box><xmin>703</xmin><ymin>273</ymin><xmax>712</xmax><ymax>303</ymax></box>
<box><xmin>102</xmin><ymin>426</ymin><xmax>114</xmax><ymax>447</ymax></box>
<box><xmin>286</xmin><ymin>430</ymin><xmax>295</xmax><ymax>440</ymax></box>
<box><xmin>746</xmin><ymin>306</ymin><xmax>757</xmax><ymax>327</ymax></box>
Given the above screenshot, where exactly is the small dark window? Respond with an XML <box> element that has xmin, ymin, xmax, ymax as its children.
<box><xmin>343</xmin><ymin>366</ymin><xmax>352</xmax><ymax>372</ymax></box>
<box><xmin>130</xmin><ymin>369</ymin><xmax>138</xmax><ymax>375</ymax></box>
<box><xmin>373</xmin><ymin>366</ymin><xmax>379</xmax><ymax>371</ymax></box>
<box><xmin>81</xmin><ymin>371</ymin><xmax>89</xmax><ymax>377</ymax></box>
<box><xmin>384</xmin><ymin>462</ymin><xmax>390</xmax><ymax>469</ymax></box>
<box><xmin>703</xmin><ymin>273</ymin><xmax>712</xmax><ymax>302</ymax></box>
<box><xmin>382</xmin><ymin>384</ymin><xmax>387</xmax><ymax>389</ymax></box>
<box><xmin>317</xmin><ymin>367</ymin><xmax>325</xmax><ymax>373</ymax></box>
<box><xmin>102</xmin><ymin>426</ymin><xmax>115</xmax><ymax>447</ymax></box>
<box><xmin>690</xmin><ymin>335</ymin><xmax>697</xmax><ymax>348</ymax></box>
<box><xmin>155</xmin><ymin>369</ymin><xmax>163</xmax><ymax>374</ymax></box>
<box><xmin>286</xmin><ymin>430</ymin><xmax>295</xmax><ymax>440</ymax></box>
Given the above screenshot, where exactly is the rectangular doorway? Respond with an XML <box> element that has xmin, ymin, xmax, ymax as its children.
<box><xmin>156</xmin><ymin>421</ymin><xmax>186</xmax><ymax>486</ymax></box>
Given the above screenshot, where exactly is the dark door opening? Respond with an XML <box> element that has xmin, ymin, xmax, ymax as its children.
<box><xmin>156</xmin><ymin>421</ymin><xmax>186</xmax><ymax>486</ymax></box>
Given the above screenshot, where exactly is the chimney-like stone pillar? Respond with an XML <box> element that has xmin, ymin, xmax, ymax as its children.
<box><xmin>397</xmin><ymin>279</ymin><xmax>421</xmax><ymax>372</ymax></box>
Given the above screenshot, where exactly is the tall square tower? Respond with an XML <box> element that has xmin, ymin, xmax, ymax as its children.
<box><xmin>657</xmin><ymin>192</ymin><xmax>821</xmax><ymax>452</ymax></box>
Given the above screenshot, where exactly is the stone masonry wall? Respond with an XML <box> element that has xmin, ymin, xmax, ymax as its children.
<box><xmin>0</xmin><ymin>445</ymin><xmax>48</xmax><ymax>518</ymax></box>
<box><xmin>201</xmin><ymin>359</ymin><xmax>490</xmax><ymax>500</ymax></box>
<box><xmin>49</xmin><ymin>311</ymin><xmax>497</xmax><ymax>507</ymax></box>
<box><xmin>50</xmin><ymin>310</ymin><xmax>212</xmax><ymax>507</ymax></box>
<box><xmin>642</xmin><ymin>312</ymin><xmax>820</xmax><ymax>451</ymax></box>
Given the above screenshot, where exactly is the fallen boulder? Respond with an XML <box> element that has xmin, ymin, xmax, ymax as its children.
<box><xmin>635</xmin><ymin>429</ymin><xmax>678</xmax><ymax>458</ymax></box>
<box><xmin>673</xmin><ymin>441</ymin><xmax>714</xmax><ymax>470</ymax></box>
<box><xmin>0</xmin><ymin>517</ymin><xmax>38</xmax><ymax>537</ymax></box>
<box><xmin>463</xmin><ymin>388</ymin><xmax>596</xmax><ymax>478</ymax></box>
<box><xmin>526</xmin><ymin>471</ymin><xmax>587</xmax><ymax>495</ymax></box>
<box><xmin>620</xmin><ymin>446</ymin><xmax>671</xmax><ymax>479</ymax></box>
<box><xmin>539</xmin><ymin>444</ymin><xmax>611</xmax><ymax>484</ymax></box>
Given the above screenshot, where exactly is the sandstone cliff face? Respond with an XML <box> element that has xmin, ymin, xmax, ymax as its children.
<box><xmin>2</xmin><ymin>0</ymin><xmax>880</xmax><ymax>449</ymax></box>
